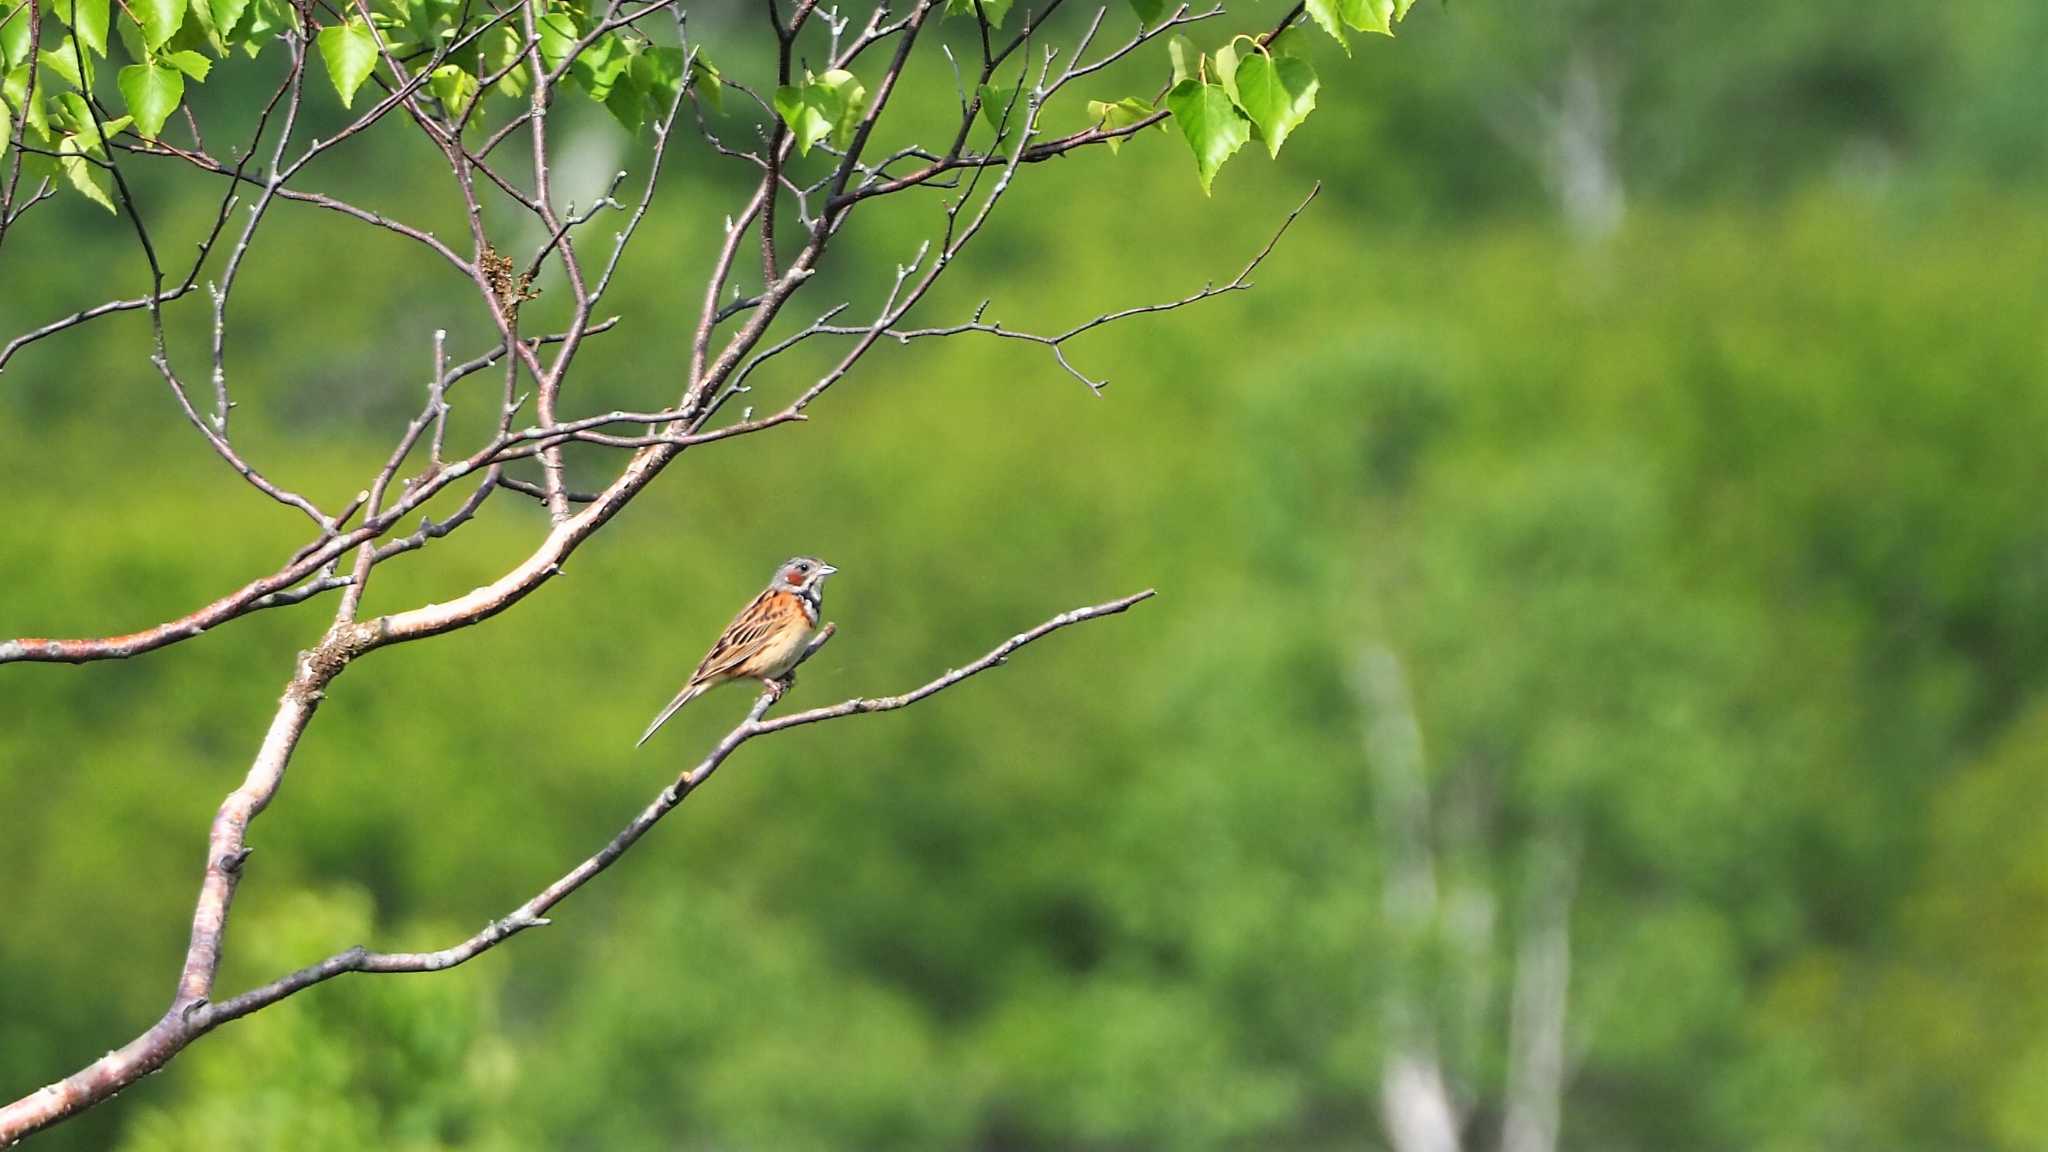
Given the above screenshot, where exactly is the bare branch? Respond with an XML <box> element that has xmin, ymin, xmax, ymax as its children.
<box><xmin>498</xmin><ymin>474</ymin><xmax>602</xmax><ymax>504</ymax></box>
<box><xmin>230</xmin><ymin>590</ymin><xmax>1153</xmax><ymax>1000</ymax></box>
<box><xmin>0</xmin><ymin>591</ymin><xmax>1152</xmax><ymax>1145</ymax></box>
<box><xmin>591</xmin><ymin>39</ymin><xmax>694</xmax><ymax>305</ymax></box>
<box><xmin>207</xmin><ymin>37</ymin><xmax>312</xmax><ymax>434</ymax></box>
<box><xmin>115</xmin><ymin>144</ymin><xmax>476</xmax><ymax>274</ymax></box>
<box><xmin>825</xmin><ymin>183</ymin><xmax>1319</xmax><ymax>392</ymax></box>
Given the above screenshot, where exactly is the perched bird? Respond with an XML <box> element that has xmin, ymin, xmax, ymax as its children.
<box><xmin>636</xmin><ymin>556</ymin><xmax>838</xmax><ymax>747</ymax></box>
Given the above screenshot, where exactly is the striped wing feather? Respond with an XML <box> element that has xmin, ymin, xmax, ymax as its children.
<box><xmin>639</xmin><ymin>588</ymin><xmax>813</xmax><ymax>748</ymax></box>
<box><xmin>692</xmin><ymin>589</ymin><xmax>808</xmax><ymax>685</ymax></box>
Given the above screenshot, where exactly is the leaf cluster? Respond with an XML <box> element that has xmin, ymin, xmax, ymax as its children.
<box><xmin>0</xmin><ymin>0</ymin><xmax>698</xmax><ymax>213</ymax></box>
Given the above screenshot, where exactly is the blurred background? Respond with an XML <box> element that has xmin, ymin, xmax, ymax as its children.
<box><xmin>3</xmin><ymin>0</ymin><xmax>2046</xmax><ymax>1148</ymax></box>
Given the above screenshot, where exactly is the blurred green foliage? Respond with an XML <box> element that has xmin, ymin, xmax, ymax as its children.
<box><xmin>3</xmin><ymin>1</ymin><xmax>2046</xmax><ymax>1149</ymax></box>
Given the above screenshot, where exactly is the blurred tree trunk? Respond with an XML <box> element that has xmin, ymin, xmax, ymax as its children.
<box><xmin>1361</xmin><ymin>647</ymin><xmax>1583</xmax><ymax>1152</ymax></box>
<box><xmin>1482</xmin><ymin>36</ymin><xmax>1627</xmax><ymax>244</ymax></box>
<box><xmin>1359</xmin><ymin>647</ymin><xmax>1467</xmax><ymax>1152</ymax></box>
<box><xmin>1384</xmin><ymin>1058</ymin><xmax>1466</xmax><ymax>1152</ymax></box>
<box><xmin>1548</xmin><ymin>45</ymin><xmax>1625</xmax><ymax>242</ymax></box>
<box><xmin>1499</xmin><ymin>833</ymin><xmax>1580</xmax><ymax>1152</ymax></box>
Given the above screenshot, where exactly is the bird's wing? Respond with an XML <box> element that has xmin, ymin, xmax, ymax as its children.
<box><xmin>638</xmin><ymin>590</ymin><xmax>803</xmax><ymax>749</ymax></box>
<box><xmin>692</xmin><ymin>589</ymin><xmax>799</xmax><ymax>683</ymax></box>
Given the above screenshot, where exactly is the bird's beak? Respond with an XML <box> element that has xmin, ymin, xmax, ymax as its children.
<box><xmin>818</xmin><ymin>564</ymin><xmax>839</xmax><ymax>576</ymax></box>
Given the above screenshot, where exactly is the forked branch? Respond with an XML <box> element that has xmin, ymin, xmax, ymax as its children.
<box><xmin>0</xmin><ymin>591</ymin><xmax>1153</xmax><ymax>1145</ymax></box>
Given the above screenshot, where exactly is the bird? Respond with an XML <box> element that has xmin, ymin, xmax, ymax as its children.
<box><xmin>636</xmin><ymin>556</ymin><xmax>838</xmax><ymax>747</ymax></box>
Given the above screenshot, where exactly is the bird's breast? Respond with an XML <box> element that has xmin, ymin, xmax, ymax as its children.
<box><xmin>753</xmin><ymin>624</ymin><xmax>814</xmax><ymax>680</ymax></box>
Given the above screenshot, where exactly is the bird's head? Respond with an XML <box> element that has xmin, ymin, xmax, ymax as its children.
<box><xmin>776</xmin><ymin>556</ymin><xmax>837</xmax><ymax>601</ymax></box>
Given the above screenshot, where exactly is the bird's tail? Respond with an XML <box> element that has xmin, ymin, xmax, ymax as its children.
<box><xmin>636</xmin><ymin>681</ymin><xmax>710</xmax><ymax>748</ymax></box>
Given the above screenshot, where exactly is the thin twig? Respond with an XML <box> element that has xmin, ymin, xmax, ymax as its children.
<box><xmin>0</xmin><ymin>590</ymin><xmax>1152</xmax><ymax>1148</ymax></box>
<box><xmin>828</xmin><ymin>183</ymin><xmax>1321</xmax><ymax>393</ymax></box>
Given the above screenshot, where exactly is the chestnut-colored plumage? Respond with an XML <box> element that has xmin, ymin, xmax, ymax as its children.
<box><xmin>636</xmin><ymin>556</ymin><xmax>836</xmax><ymax>747</ymax></box>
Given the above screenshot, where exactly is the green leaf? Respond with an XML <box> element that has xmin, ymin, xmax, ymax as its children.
<box><xmin>165</xmin><ymin>49</ymin><xmax>211</xmax><ymax>80</ymax></box>
<box><xmin>1164</xmin><ymin>77</ymin><xmax>1247</xmax><ymax>195</ymax></box>
<box><xmin>118</xmin><ymin>61</ymin><xmax>182</xmax><ymax>138</ymax></box>
<box><xmin>943</xmin><ymin>0</ymin><xmax>1011</xmax><ymax>29</ymax></box>
<box><xmin>241</xmin><ymin>0</ymin><xmax>280</xmax><ymax>34</ymax></box>
<box><xmin>3</xmin><ymin>62</ymin><xmax>45</xmax><ymax>139</ymax></box>
<box><xmin>55</xmin><ymin>90</ymin><xmax>127</xmax><ymax>149</ymax></box>
<box><xmin>41</xmin><ymin>41</ymin><xmax>90</xmax><ymax>88</ymax></box>
<box><xmin>1304</xmin><ymin>0</ymin><xmax>1349</xmax><ymax>54</ymax></box>
<box><xmin>976</xmin><ymin>83</ymin><xmax>1014</xmax><ymax>134</ymax></box>
<box><xmin>55</xmin><ymin>87</ymin><xmax>91</xmax><ymax>132</ymax></box>
<box><xmin>1339</xmin><ymin>0</ymin><xmax>1395</xmax><ymax>37</ymax></box>
<box><xmin>402</xmin><ymin>0</ymin><xmax>455</xmax><ymax>45</ymax></box>
<box><xmin>208</xmin><ymin>0</ymin><xmax>250</xmax><ymax>42</ymax></box>
<box><xmin>0</xmin><ymin>99</ymin><xmax>9</xmax><ymax>162</ymax></box>
<box><xmin>773</xmin><ymin>68</ymin><xmax>866</xmax><ymax>156</ymax></box>
<box><xmin>53</xmin><ymin>0</ymin><xmax>110</xmax><ymax>58</ymax></box>
<box><xmin>687</xmin><ymin>52</ymin><xmax>719</xmax><ymax>113</ymax></box>
<box><xmin>316</xmin><ymin>18</ymin><xmax>378</xmax><ymax>108</ymax></box>
<box><xmin>238</xmin><ymin>0</ymin><xmax>283</xmax><ymax>54</ymax></box>
<box><xmin>134</xmin><ymin>0</ymin><xmax>186</xmax><ymax>49</ymax></box>
<box><xmin>772</xmin><ymin>84</ymin><xmax>824</xmax><ymax>156</ymax></box>
<box><xmin>570</xmin><ymin>32</ymin><xmax>628</xmax><ymax>99</ymax></box>
<box><xmin>161</xmin><ymin>7</ymin><xmax>212</xmax><ymax>54</ymax></box>
<box><xmin>115</xmin><ymin>11</ymin><xmax>148</xmax><ymax>63</ymax></box>
<box><xmin>1126</xmin><ymin>0</ymin><xmax>1166</xmax><ymax>26</ymax></box>
<box><xmin>535</xmin><ymin>7</ymin><xmax>578</xmax><ymax>72</ymax></box>
<box><xmin>626</xmin><ymin>44</ymin><xmax>682</xmax><ymax>111</ymax></box>
<box><xmin>0</xmin><ymin>1</ymin><xmax>31</xmax><ymax>69</ymax></box>
<box><xmin>184</xmin><ymin>0</ymin><xmax>221</xmax><ymax>52</ymax></box>
<box><xmin>1167</xmin><ymin>33</ymin><xmax>1196</xmax><ymax>86</ymax></box>
<box><xmin>1212</xmin><ymin>41</ymin><xmax>1240</xmax><ymax>95</ymax></box>
<box><xmin>429</xmin><ymin>62</ymin><xmax>476</xmax><ymax>118</ymax></box>
<box><xmin>486</xmin><ymin>26</ymin><xmax>525</xmax><ymax>99</ymax></box>
<box><xmin>1085</xmin><ymin>95</ymin><xmax>1154</xmax><ymax>154</ymax></box>
<box><xmin>603</xmin><ymin>70</ymin><xmax>643</xmax><ymax>132</ymax></box>
<box><xmin>57</xmin><ymin>133</ymin><xmax>116</xmax><ymax>211</ymax></box>
<box><xmin>1221</xmin><ymin>49</ymin><xmax>1317</xmax><ymax>157</ymax></box>
<box><xmin>818</xmin><ymin>69</ymin><xmax>867</xmax><ymax>150</ymax></box>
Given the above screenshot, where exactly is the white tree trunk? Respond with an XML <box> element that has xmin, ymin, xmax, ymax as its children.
<box><xmin>1549</xmin><ymin>44</ymin><xmax>1625</xmax><ymax>242</ymax></box>
<box><xmin>1480</xmin><ymin>36</ymin><xmax>1627</xmax><ymax>244</ymax></box>
<box><xmin>1357</xmin><ymin>646</ymin><xmax>1466</xmax><ymax>1152</ymax></box>
<box><xmin>1499</xmin><ymin>835</ymin><xmax>1580</xmax><ymax>1152</ymax></box>
<box><xmin>1384</xmin><ymin>1056</ymin><xmax>1467</xmax><ymax>1152</ymax></box>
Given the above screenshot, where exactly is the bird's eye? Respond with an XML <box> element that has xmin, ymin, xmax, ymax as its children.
<box><xmin>796</xmin><ymin>562</ymin><xmax>810</xmax><ymax>572</ymax></box>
